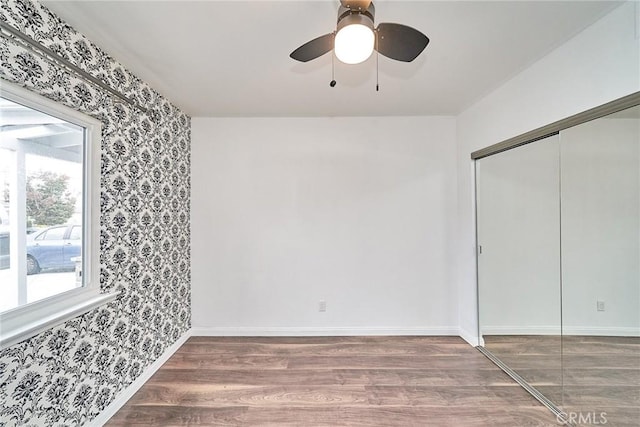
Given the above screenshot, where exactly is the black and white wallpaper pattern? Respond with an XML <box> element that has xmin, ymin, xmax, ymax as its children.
<box><xmin>0</xmin><ymin>0</ymin><xmax>191</xmax><ymax>425</ymax></box>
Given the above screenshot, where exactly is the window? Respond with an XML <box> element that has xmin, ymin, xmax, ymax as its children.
<box><xmin>0</xmin><ymin>80</ymin><xmax>116</xmax><ymax>348</ymax></box>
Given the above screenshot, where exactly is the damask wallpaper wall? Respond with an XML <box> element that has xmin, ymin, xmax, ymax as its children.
<box><xmin>0</xmin><ymin>0</ymin><xmax>191</xmax><ymax>425</ymax></box>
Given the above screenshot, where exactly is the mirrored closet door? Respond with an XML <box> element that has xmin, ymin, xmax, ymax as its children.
<box><xmin>475</xmin><ymin>94</ymin><xmax>640</xmax><ymax>426</ymax></box>
<box><xmin>477</xmin><ymin>134</ymin><xmax>563</xmax><ymax>406</ymax></box>
<box><xmin>559</xmin><ymin>105</ymin><xmax>640</xmax><ymax>426</ymax></box>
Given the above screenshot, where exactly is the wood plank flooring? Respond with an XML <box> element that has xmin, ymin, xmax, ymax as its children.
<box><xmin>106</xmin><ymin>336</ymin><xmax>561</xmax><ymax>426</ymax></box>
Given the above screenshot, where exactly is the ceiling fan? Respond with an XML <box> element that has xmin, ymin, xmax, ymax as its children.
<box><xmin>290</xmin><ymin>0</ymin><xmax>429</xmax><ymax>66</ymax></box>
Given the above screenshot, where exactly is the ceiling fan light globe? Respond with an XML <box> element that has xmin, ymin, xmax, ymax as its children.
<box><xmin>334</xmin><ymin>24</ymin><xmax>374</xmax><ymax>64</ymax></box>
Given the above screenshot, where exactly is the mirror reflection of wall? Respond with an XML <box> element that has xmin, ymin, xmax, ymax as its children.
<box><xmin>477</xmin><ymin>135</ymin><xmax>562</xmax><ymax>405</ymax></box>
<box><xmin>560</xmin><ymin>106</ymin><xmax>640</xmax><ymax>425</ymax></box>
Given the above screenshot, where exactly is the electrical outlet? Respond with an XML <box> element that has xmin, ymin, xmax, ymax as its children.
<box><xmin>319</xmin><ymin>300</ymin><xmax>327</xmax><ymax>312</ymax></box>
<box><xmin>597</xmin><ymin>301</ymin><xmax>605</xmax><ymax>312</ymax></box>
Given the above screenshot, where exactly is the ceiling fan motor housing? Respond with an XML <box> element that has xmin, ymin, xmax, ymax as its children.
<box><xmin>337</xmin><ymin>3</ymin><xmax>375</xmax><ymax>32</ymax></box>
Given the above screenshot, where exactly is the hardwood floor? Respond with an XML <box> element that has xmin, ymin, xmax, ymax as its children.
<box><xmin>106</xmin><ymin>336</ymin><xmax>560</xmax><ymax>426</ymax></box>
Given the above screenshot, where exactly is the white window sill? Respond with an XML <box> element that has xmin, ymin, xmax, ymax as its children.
<box><xmin>0</xmin><ymin>288</ymin><xmax>118</xmax><ymax>348</ymax></box>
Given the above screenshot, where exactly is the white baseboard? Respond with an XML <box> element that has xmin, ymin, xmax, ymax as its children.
<box><xmin>481</xmin><ymin>326</ymin><xmax>639</xmax><ymax>337</ymax></box>
<box><xmin>563</xmin><ymin>326</ymin><xmax>640</xmax><ymax>337</ymax></box>
<box><xmin>191</xmin><ymin>326</ymin><xmax>460</xmax><ymax>337</ymax></box>
<box><xmin>481</xmin><ymin>326</ymin><xmax>561</xmax><ymax>335</ymax></box>
<box><xmin>458</xmin><ymin>328</ymin><xmax>479</xmax><ymax>347</ymax></box>
<box><xmin>88</xmin><ymin>329</ymin><xmax>192</xmax><ymax>427</ymax></box>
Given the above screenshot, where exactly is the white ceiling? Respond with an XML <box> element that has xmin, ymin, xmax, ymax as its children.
<box><xmin>43</xmin><ymin>1</ymin><xmax>620</xmax><ymax>118</ymax></box>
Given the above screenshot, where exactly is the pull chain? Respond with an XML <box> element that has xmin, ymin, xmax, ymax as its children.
<box><xmin>330</xmin><ymin>41</ymin><xmax>337</xmax><ymax>87</ymax></box>
<box><xmin>376</xmin><ymin>31</ymin><xmax>380</xmax><ymax>91</ymax></box>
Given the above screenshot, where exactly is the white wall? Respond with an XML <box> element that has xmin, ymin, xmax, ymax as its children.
<box><xmin>456</xmin><ymin>1</ymin><xmax>640</xmax><ymax>343</ymax></box>
<box><xmin>190</xmin><ymin>2</ymin><xmax>639</xmax><ymax>341</ymax></box>
<box><xmin>191</xmin><ymin>116</ymin><xmax>458</xmax><ymax>335</ymax></box>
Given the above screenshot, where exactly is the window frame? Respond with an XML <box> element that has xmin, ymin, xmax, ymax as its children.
<box><xmin>0</xmin><ymin>79</ymin><xmax>117</xmax><ymax>348</ymax></box>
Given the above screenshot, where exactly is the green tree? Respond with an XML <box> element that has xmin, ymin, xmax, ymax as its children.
<box><xmin>26</xmin><ymin>171</ymin><xmax>76</xmax><ymax>226</ymax></box>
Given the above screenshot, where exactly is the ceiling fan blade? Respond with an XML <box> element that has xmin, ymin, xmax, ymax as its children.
<box><xmin>290</xmin><ymin>33</ymin><xmax>334</xmax><ymax>62</ymax></box>
<box><xmin>375</xmin><ymin>23</ymin><xmax>429</xmax><ymax>62</ymax></box>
